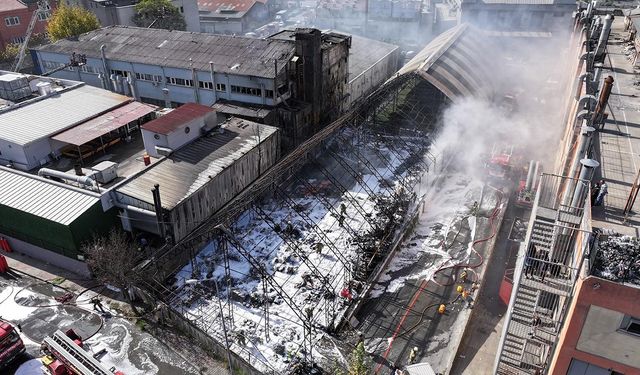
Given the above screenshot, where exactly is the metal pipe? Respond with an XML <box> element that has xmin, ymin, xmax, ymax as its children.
<box><xmin>525</xmin><ymin>160</ymin><xmax>535</xmax><ymax>191</ymax></box>
<box><xmin>100</xmin><ymin>45</ymin><xmax>111</xmax><ymax>91</ymax></box>
<box><xmin>562</xmin><ymin>126</ymin><xmax>595</xmax><ymax>207</ymax></box>
<box><xmin>595</xmin><ymin>15</ymin><xmax>614</xmax><ymax>60</ymax></box>
<box><xmin>571</xmin><ymin>158</ymin><xmax>599</xmax><ymax>209</ymax></box>
<box><xmin>592</xmin><ymin>63</ymin><xmax>603</xmax><ymax>93</ymax></box>
<box><xmin>113</xmin><ymin>201</ymin><xmax>157</xmax><ymax>217</ymax></box>
<box><xmin>591</xmin><ymin>76</ymin><xmax>614</xmax><ymax>127</ymax></box>
<box><xmin>532</xmin><ymin>161</ymin><xmax>540</xmax><ymax>189</ymax></box>
<box><xmin>152</xmin><ymin>184</ymin><xmax>166</xmax><ymax>240</ymax></box>
<box><xmin>209</xmin><ymin>61</ymin><xmax>217</xmax><ymax>105</ymax></box>
<box><xmin>37</xmin><ymin>168</ymin><xmax>98</xmax><ymax>189</ymax></box>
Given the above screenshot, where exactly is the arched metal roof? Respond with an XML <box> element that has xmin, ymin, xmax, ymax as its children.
<box><xmin>396</xmin><ymin>24</ymin><xmax>495</xmax><ymax>102</ymax></box>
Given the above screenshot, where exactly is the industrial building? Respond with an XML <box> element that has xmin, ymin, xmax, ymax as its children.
<box><xmin>0</xmin><ymin>166</ymin><xmax>117</xmax><ymax>275</ymax></box>
<box><xmin>113</xmin><ymin>115</ymin><xmax>280</xmax><ymax>243</ymax></box>
<box><xmin>459</xmin><ymin>0</ymin><xmax>575</xmax><ymax>32</ymax></box>
<box><xmin>494</xmin><ymin>6</ymin><xmax>640</xmax><ymax>375</ymax></box>
<box><xmin>70</xmin><ymin>0</ymin><xmax>200</xmax><ymax>32</ymax></box>
<box><xmin>0</xmin><ymin>70</ymin><xmax>156</xmax><ymax>171</ymax></box>
<box><xmin>32</xmin><ymin>26</ymin><xmax>350</xmax><ymax>148</ymax></box>
<box><xmin>0</xmin><ymin>0</ymin><xmax>56</xmax><ymax>50</ymax></box>
<box><xmin>198</xmin><ymin>0</ymin><xmax>270</xmax><ymax>34</ymax></box>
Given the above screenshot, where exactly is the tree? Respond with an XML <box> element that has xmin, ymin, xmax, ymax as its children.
<box><xmin>83</xmin><ymin>229</ymin><xmax>145</xmax><ymax>313</ymax></box>
<box><xmin>348</xmin><ymin>342</ymin><xmax>370</xmax><ymax>375</ymax></box>
<box><xmin>47</xmin><ymin>4</ymin><xmax>100</xmax><ymax>41</ymax></box>
<box><xmin>133</xmin><ymin>0</ymin><xmax>186</xmax><ymax>31</ymax></box>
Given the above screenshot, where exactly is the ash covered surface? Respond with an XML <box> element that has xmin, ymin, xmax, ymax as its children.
<box><xmin>593</xmin><ymin>234</ymin><xmax>640</xmax><ymax>285</ymax></box>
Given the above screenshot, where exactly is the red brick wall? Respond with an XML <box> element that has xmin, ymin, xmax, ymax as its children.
<box><xmin>549</xmin><ymin>276</ymin><xmax>640</xmax><ymax>375</ymax></box>
<box><xmin>0</xmin><ymin>1</ymin><xmax>57</xmax><ymax>51</ymax></box>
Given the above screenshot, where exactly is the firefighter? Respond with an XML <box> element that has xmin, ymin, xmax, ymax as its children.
<box><xmin>471</xmin><ymin>201</ymin><xmax>479</xmax><ymax>216</ymax></box>
<box><xmin>459</xmin><ymin>269</ymin><xmax>468</xmax><ymax>283</ymax></box>
<box><xmin>408</xmin><ymin>346</ymin><xmax>418</xmax><ymax>364</ymax></box>
<box><xmin>91</xmin><ymin>297</ymin><xmax>106</xmax><ymax>313</ymax></box>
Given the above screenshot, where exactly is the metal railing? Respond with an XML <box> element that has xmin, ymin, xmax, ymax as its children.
<box><xmin>495</xmin><ymin>173</ymin><xmax>593</xmax><ymax>375</ymax></box>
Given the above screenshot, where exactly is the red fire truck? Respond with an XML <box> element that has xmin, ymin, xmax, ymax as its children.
<box><xmin>0</xmin><ymin>319</ymin><xmax>26</xmax><ymax>368</ymax></box>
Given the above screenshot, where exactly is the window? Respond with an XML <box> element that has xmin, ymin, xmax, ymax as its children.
<box><xmin>198</xmin><ymin>81</ymin><xmax>213</xmax><ymax>90</ymax></box>
<box><xmin>11</xmin><ymin>36</ymin><xmax>25</xmax><ymax>44</ymax></box>
<box><xmin>135</xmin><ymin>72</ymin><xmax>162</xmax><ymax>82</ymax></box>
<box><xmin>110</xmin><ymin>69</ymin><xmax>130</xmax><ymax>78</ymax></box>
<box><xmin>180</xmin><ymin>6</ymin><xmax>184</xmax><ymax>13</ymax></box>
<box><xmin>37</xmin><ymin>11</ymin><xmax>50</xmax><ymax>21</ymax></box>
<box><xmin>215</xmin><ymin>83</ymin><xmax>226</xmax><ymax>92</ymax></box>
<box><xmin>620</xmin><ymin>315</ymin><xmax>640</xmax><ymax>336</ymax></box>
<box><xmin>166</xmin><ymin>77</ymin><xmax>193</xmax><ymax>87</ymax></box>
<box><xmin>80</xmin><ymin>65</ymin><xmax>99</xmax><ymax>74</ymax></box>
<box><xmin>231</xmin><ymin>85</ymin><xmax>262</xmax><ymax>96</ymax></box>
<box><xmin>265</xmin><ymin>89</ymin><xmax>274</xmax><ymax>98</ymax></box>
<box><xmin>4</xmin><ymin>16</ymin><xmax>20</xmax><ymax>26</ymax></box>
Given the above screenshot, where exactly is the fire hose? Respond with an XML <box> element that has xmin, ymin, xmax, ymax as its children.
<box><xmin>373</xmin><ymin>186</ymin><xmax>503</xmax><ymax>373</ymax></box>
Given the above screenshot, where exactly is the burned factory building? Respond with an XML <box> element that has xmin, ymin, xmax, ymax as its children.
<box><xmin>32</xmin><ymin>26</ymin><xmax>350</xmax><ymax>150</ymax></box>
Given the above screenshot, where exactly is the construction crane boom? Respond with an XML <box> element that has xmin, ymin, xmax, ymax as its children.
<box><xmin>12</xmin><ymin>0</ymin><xmax>49</xmax><ymax>72</ymax></box>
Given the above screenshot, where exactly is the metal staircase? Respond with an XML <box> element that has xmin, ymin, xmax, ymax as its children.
<box><xmin>495</xmin><ymin>174</ymin><xmax>592</xmax><ymax>375</ymax></box>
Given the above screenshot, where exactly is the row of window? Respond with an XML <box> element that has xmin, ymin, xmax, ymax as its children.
<box><xmin>52</xmin><ymin>64</ymin><xmax>277</xmax><ymax>98</ymax></box>
<box><xmin>230</xmin><ymin>85</ymin><xmax>275</xmax><ymax>98</ymax></box>
<box><xmin>4</xmin><ymin>9</ymin><xmax>50</xmax><ymax>27</ymax></box>
<box><xmin>135</xmin><ymin>72</ymin><xmax>162</xmax><ymax>82</ymax></box>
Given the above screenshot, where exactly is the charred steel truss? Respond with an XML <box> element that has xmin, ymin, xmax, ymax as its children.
<box><xmin>139</xmin><ymin>73</ymin><xmax>449</xmax><ymax>371</ymax></box>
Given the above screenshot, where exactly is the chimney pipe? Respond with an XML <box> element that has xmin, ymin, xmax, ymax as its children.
<box><xmin>571</xmin><ymin>158</ymin><xmax>599</xmax><ymax>210</ymax></box>
<box><xmin>591</xmin><ymin>76</ymin><xmax>614</xmax><ymax>128</ymax></box>
<box><xmin>595</xmin><ymin>15</ymin><xmax>614</xmax><ymax>61</ymax></box>
<box><xmin>525</xmin><ymin>160</ymin><xmax>535</xmax><ymax>191</ymax></box>
<box><xmin>151</xmin><ymin>184</ymin><xmax>166</xmax><ymax>239</ymax></box>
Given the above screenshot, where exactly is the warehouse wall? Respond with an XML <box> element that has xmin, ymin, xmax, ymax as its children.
<box><xmin>169</xmin><ymin>129</ymin><xmax>280</xmax><ymax>242</ymax></box>
<box><xmin>0</xmin><ymin>204</ymin><xmax>77</xmax><ymax>257</ymax></box>
<box><xmin>69</xmin><ymin>204</ymin><xmax>119</xmax><ymax>251</ymax></box>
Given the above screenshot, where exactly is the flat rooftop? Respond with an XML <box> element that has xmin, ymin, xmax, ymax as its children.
<box><xmin>591</xmin><ymin>17</ymin><xmax>640</xmax><ymax>238</ymax></box>
<box><xmin>117</xmin><ymin>118</ymin><xmax>278</xmax><ymax>210</ymax></box>
<box><xmin>34</xmin><ymin>26</ymin><xmax>296</xmax><ymax>79</ymax></box>
<box><xmin>0</xmin><ymin>71</ymin><xmax>131</xmax><ymax>146</ymax></box>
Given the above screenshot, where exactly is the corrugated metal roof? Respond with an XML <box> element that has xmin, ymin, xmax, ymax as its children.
<box><xmin>142</xmin><ymin>103</ymin><xmax>212</xmax><ymax>135</ymax></box>
<box><xmin>0</xmin><ymin>85</ymin><xmax>131</xmax><ymax>146</ymax></box>
<box><xmin>34</xmin><ymin>26</ymin><xmax>296</xmax><ymax>79</ymax></box>
<box><xmin>198</xmin><ymin>0</ymin><xmax>263</xmax><ymax>13</ymax></box>
<box><xmin>117</xmin><ymin>118</ymin><xmax>278</xmax><ymax>209</ymax></box>
<box><xmin>52</xmin><ymin>101</ymin><xmax>157</xmax><ymax>146</ymax></box>
<box><xmin>348</xmin><ymin>34</ymin><xmax>398</xmax><ymax>83</ymax></box>
<box><xmin>0</xmin><ymin>167</ymin><xmax>99</xmax><ymax>225</ymax></box>
<box><xmin>481</xmin><ymin>0</ymin><xmax>554</xmax><ymax>4</ymax></box>
<box><xmin>396</xmin><ymin>24</ymin><xmax>495</xmax><ymax>102</ymax></box>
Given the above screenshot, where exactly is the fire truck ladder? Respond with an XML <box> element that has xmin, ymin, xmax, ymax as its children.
<box><xmin>43</xmin><ymin>330</ymin><xmax>112</xmax><ymax>375</ymax></box>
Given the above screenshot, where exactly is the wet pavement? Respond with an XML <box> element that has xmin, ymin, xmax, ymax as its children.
<box><xmin>0</xmin><ymin>274</ymin><xmax>225</xmax><ymax>374</ymax></box>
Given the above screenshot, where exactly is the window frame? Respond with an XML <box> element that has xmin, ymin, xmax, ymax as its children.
<box><xmin>619</xmin><ymin>315</ymin><xmax>640</xmax><ymax>337</ymax></box>
<box><xmin>4</xmin><ymin>16</ymin><xmax>20</xmax><ymax>26</ymax></box>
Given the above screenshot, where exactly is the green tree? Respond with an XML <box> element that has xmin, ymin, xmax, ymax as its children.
<box><xmin>47</xmin><ymin>4</ymin><xmax>100</xmax><ymax>41</ymax></box>
<box><xmin>133</xmin><ymin>0</ymin><xmax>186</xmax><ymax>31</ymax></box>
<box><xmin>348</xmin><ymin>342</ymin><xmax>370</xmax><ymax>375</ymax></box>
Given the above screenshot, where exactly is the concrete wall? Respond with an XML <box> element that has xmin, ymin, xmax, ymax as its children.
<box><xmin>576</xmin><ymin>305</ymin><xmax>640</xmax><ymax>368</ymax></box>
<box><xmin>2</xmin><ymin>235</ymin><xmax>91</xmax><ymax>277</ymax></box>
<box><xmin>0</xmin><ymin>139</ymin><xmax>29</xmax><ymax>170</ymax></box>
<box><xmin>549</xmin><ymin>276</ymin><xmax>640</xmax><ymax>375</ymax></box>
<box><xmin>347</xmin><ymin>47</ymin><xmax>399</xmax><ymax>108</ymax></box>
<box><xmin>76</xmin><ymin>0</ymin><xmax>199</xmax><ymax>32</ymax></box>
<box><xmin>142</xmin><ymin>113</ymin><xmax>216</xmax><ymax>157</ymax></box>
